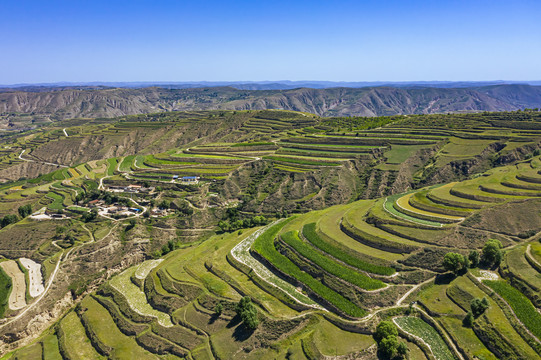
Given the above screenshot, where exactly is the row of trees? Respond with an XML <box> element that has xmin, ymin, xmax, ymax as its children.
<box><xmin>442</xmin><ymin>239</ymin><xmax>502</xmax><ymax>275</ymax></box>
<box><xmin>218</xmin><ymin>215</ymin><xmax>268</xmax><ymax>233</ymax></box>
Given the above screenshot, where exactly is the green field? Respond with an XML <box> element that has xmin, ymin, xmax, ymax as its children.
<box><xmin>484</xmin><ymin>280</ymin><xmax>541</xmax><ymax>340</ymax></box>
<box><xmin>394</xmin><ymin>316</ymin><xmax>456</xmax><ymax>360</ymax></box>
<box><xmin>0</xmin><ymin>266</ymin><xmax>12</xmax><ymax>318</ymax></box>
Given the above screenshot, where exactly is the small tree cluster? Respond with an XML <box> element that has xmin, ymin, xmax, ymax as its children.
<box><xmin>235</xmin><ymin>296</ymin><xmax>259</xmax><ymax>330</ymax></box>
<box><xmin>82</xmin><ymin>208</ymin><xmax>98</xmax><ymax>222</ymax></box>
<box><xmin>0</xmin><ymin>214</ymin><xmax>18</xmax><ymax>228</ymax></box>
<box><xmin>481</xmin><ymin>239</ymin><xmax>502</xmax><ymax>267</ymax></box>
<box><xmin>471</xmin><ymin>297</ymin><xmax>489</xmax><ymax>318</ymax></box>
<box><xmin>218</xmin><ymin>215</ymin><xmax>267</xmax><ymax>233</ymax></box>
<box><xmin>374</xmin><ymin>321</ymin><xmax>408</xmax><ymax>359</ymax></box>
<box><xmin>152</xmin><ymin>239</ymin><xmax>181</xmax><ymax>258</ymax></box>
<box><xmin>443</xmin><ymin>252</ymin><xmax>469</xmax><ymax>275</ymax></box>
<box><xmin>468</xmin><ymin>250</ymin><xmax>480</xmax><ymax>268</ymax></box>
<box><xmin>18</xmin><ymin>204</ymin><xmax>32</xmax><ymax>218</ymax></box>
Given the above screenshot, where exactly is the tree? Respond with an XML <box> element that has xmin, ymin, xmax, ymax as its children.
<box><xmin>214</xmin><ymin>302</ymin><xmax>223</xmax><ymax>316</ymax></box>
<box><xmin>374</xmin><ymin>321</ymin><xmax>398</xmax><ymax>343</ymax></box>
<box><xmin>468</xmin><ymin>250</ymin><xmax>480</xmax><ymax>268</ymax></box>
<box><xmin>471</xmin><ymin>297</ymin><xmax>490</xmax><ymax>317</ymax></box>
<box><xmin>379</xmin><ymin>336</ymin><xmax>398</xmax><ymax>359</ymax></box>
<box><xmin>396</xmin><ymin>342</ymin><xmax>409</xmax><ymax>359</ymax></box>
<box><xmin>126</xmin><ymin>218</ymin><xmax>136</xmax><ymax>231</ymax></box>
<box><xmin>158</xmin><ymin>199</ymin><xmax>170</xmax><ymax>209</ymax></box>
<box><xmin>18</xmin><ymin>204</ymin><xmax>32</xmax><ymax>218</ymax></box>
<box><xmin>463</xmin><ymin>311</ymin><xmax>474</xmax><ymax>327</ymax></box>
<box><xmin>1</xmin><ymin>214</ymin><xmax>18</xmax><ymax>228</ymax></box>
<box><xmin>82</xmin><ymin>208</ymin><xmax>98</xmax><ymax>222</ymax></box>
<box><xmin>235</xmin><ymin>296</ymin><xmax>259</xmax><ymax>330</ymax></box>
<box><xmin>481</xmin><ymin>239</ymin><xmax>502</xmax><ymax>267</ymax></box>
<box><xmin>443</xmin><ymin>252</ymin><xmax>468</xmax><ymax>275</ymax></box>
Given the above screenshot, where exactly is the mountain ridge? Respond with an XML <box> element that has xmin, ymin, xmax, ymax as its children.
<box><xmin>1</xmin><ymin>85</ymin><xmax>541</xmax><ymax>127</ymax></box>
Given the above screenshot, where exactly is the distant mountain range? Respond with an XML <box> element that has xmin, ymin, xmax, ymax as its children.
<box><xmin>2</xmin><ymin>80</ymin><xmax>541</xmax><ymax>91</ymax></box>
<box><xmin>1</xmin><ymin>84</ymin><xmax>541</xmax><ymax>121</ymax></box>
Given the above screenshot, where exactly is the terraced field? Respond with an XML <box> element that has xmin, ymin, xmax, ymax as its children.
<box><xmin>5</xmin><ymin>110</ymin><xmax>541</xmax><ymax>359</ymax></box>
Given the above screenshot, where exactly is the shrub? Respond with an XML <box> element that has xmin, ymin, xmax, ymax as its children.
<box><xmin>215</xmin><ymin>302</ymin><xmax>223</xmax><ymax>315</ymax></box>
<box><xmin>471</xmin><ymin>297</ymin><xmax>489</xmax><ymax>317</ymax></box>
<box><xmin>463</xmin><ymin>311</ymin><xmax>474</xmax><ymax>327</ymax></box>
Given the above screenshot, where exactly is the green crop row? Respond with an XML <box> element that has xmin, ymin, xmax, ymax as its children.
<box><xmin>252</xmin><ymin>221</ymin><xmax>366</xmax><ymax>317</ymax></box>
<box><xmin>484</xmin><ymin>280</ymin><xmax>541</xmax><ymax>340</ymax></box>
<box><xmin>231</xmin><ymin>142</ymin><xmax>274</xmax><ymax>147</ymax></box>
<box><xmin>384</xmin><ymin>194</ymin><xmax>443</xmax><ymax>227</ymax></box>
<box><xmin>264</xmin><ymin>155</ymin><xmax>341</xmax><ymax>167</ymax></box>
<box><xmin>277</xmin><ymin>148</ymin><xmax>367</xmax><ymax>159</ymax></box>
<box><xmin>409</xmin><ymin>191</ymin><xmax>471</xmax><ymax>217</ymax></box>
<box><xmin>302</xmin><ymin>223</ymin><xmax>395</xmax><ymax>275</ymax></box>
<box><xmin>281</xmin><ymin>230</ymin><xmax>385</xmax><ymax>290</ymax></box>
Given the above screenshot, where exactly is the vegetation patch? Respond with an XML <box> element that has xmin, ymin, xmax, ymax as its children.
<box><xmin>394</xmin><ymin>316</ymin><xmax>456</xmax><ymax>360</ymax></box>
<box><xmin>484</xmin><ymin>279</ymin><xmax>541</xmax><ymax>340</ymax></box>
<box><xmin>302</xmin><ymin>223</ymin><xmax>395</xmax><ymax>275</ymax></box>
<box><xmin>252</xmin><ymin>220</ymin><xmax>366</xmax><ymax>317</ymax></box>
<box><xmin>281</xmin><ymin>230</ymin><xmax>385</xmax><ymax>290</ymax></box>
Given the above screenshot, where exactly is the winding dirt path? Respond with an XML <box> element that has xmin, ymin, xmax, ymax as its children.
<box><xmin>18</xmin><ymin>149</ymin><xmax>68</xmax><ymax>168</ymax></box>
<box><xmin>396</xmin><ymin>276</ymin><xmax>435</xmax><ymax>306</ymax></box>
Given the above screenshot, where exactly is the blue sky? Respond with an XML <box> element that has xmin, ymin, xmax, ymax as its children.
<box><xmin>1</xmin><ymin>0</ymin><xmax>540</xmax><ymax>83</ymax></box>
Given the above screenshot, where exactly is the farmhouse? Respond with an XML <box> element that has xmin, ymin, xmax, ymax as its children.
<box><xmin>181</xmin><ymin>176</ymin><xmax>200</xmax><ymax>182</ymax></box>
<box><xmin>126</xmin><ymin>184</ymin><xmax>142</xmax><ymax>192</ymax></box>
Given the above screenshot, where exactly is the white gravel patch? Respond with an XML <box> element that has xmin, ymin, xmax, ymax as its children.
<box><xmin>477</xmin><ymin>270</ymin><xmax>499</xmax><ymax>281</ymax></box>
<box><xmin>135</xmin><ymin>259</ymin><xmax>163</xmax><ymax>280</ymax></box>
<box><xmin>19</xmin><ymin>258</ymin><xmax>45</xmax><ymax>297</ymax></box>
<box><xmin>30</xmin><ymin>214</ymin><xmax>52</xmax><ymax>220</ymax></box>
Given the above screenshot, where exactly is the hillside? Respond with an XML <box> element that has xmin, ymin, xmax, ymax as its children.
<box><xmin>2</xmin><ymin>110</ymin><xmax>541</xmax><ymax>359</ymax></box>
<box><xmin>2</xmin><ymin>85</ymin><xmax>541</xmax><ymax>129</ymax></box>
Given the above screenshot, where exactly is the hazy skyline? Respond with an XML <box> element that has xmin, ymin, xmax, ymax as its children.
<box><xmin>2</xmin><ymin>0</ymin><xmax>540</xmax><ymax>84</ymax></box>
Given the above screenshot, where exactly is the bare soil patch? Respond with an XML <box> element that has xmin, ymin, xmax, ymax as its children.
<box><xmin>0</xmin><ymin>260</ymin><xmax>26</xmax><ymax>310</ymax></box>
<box><xmin>19</xmin><ymin>258</ymin><xmax>44</xmax><ymax>297</ymax></box>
